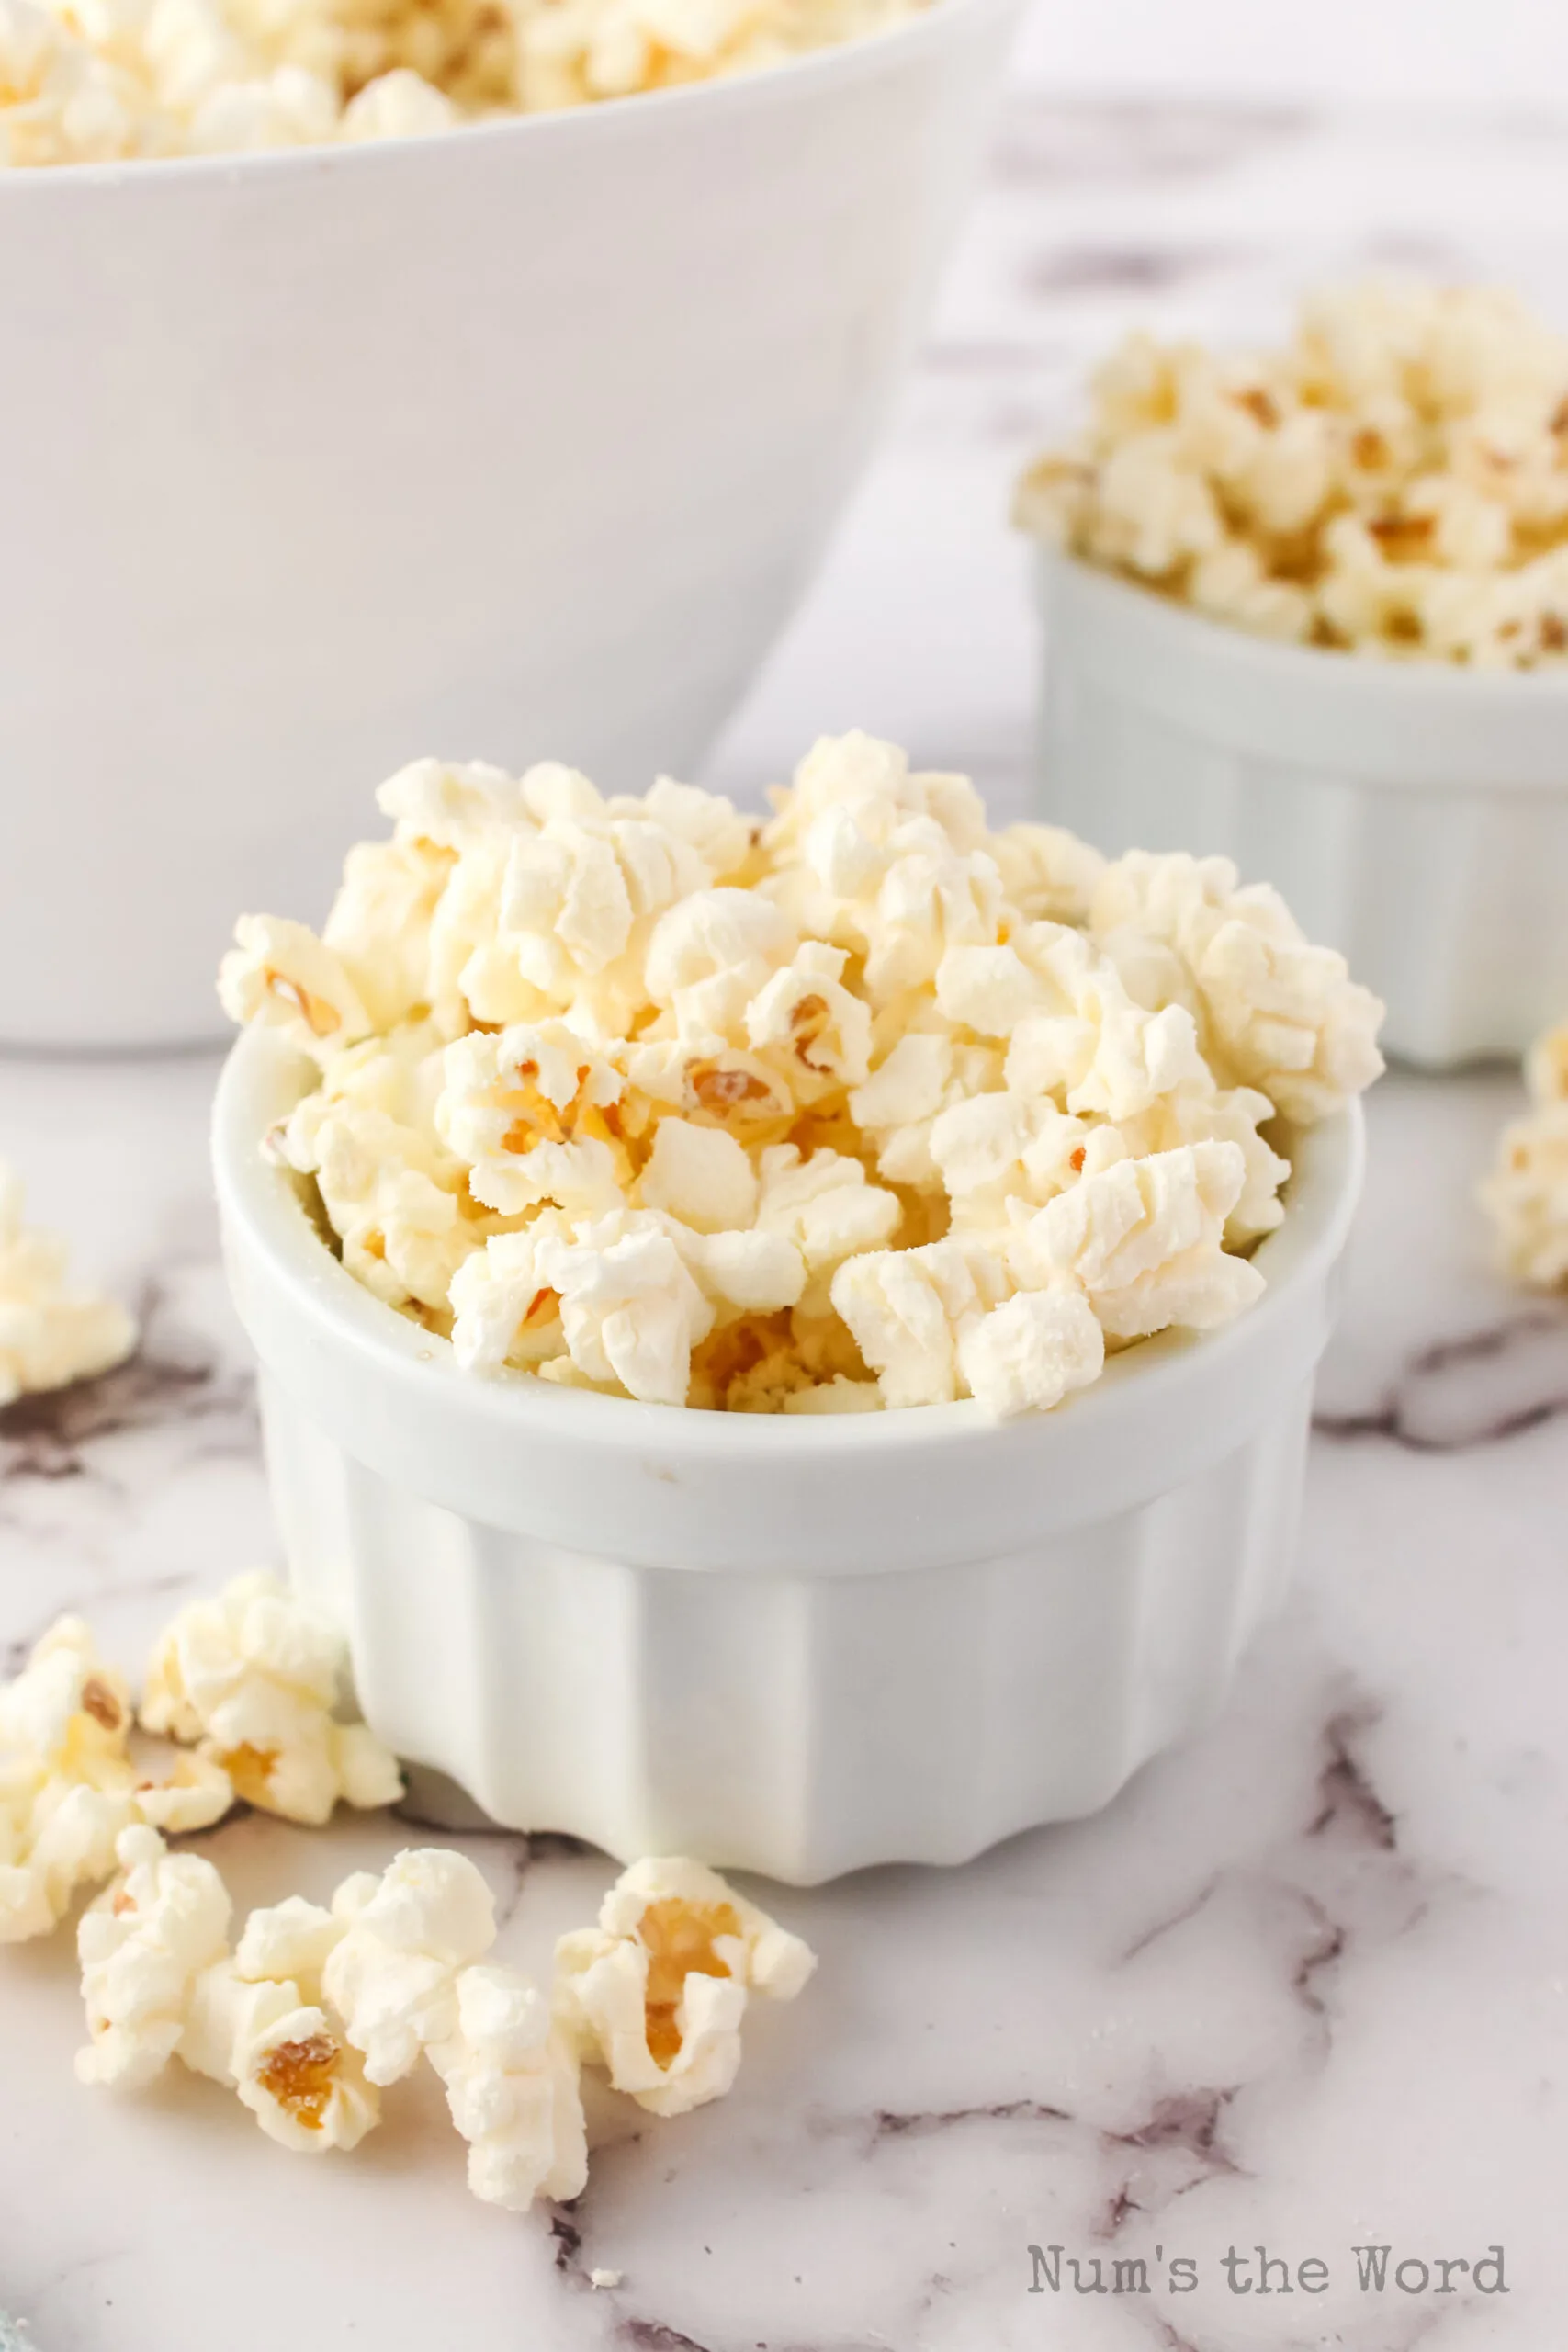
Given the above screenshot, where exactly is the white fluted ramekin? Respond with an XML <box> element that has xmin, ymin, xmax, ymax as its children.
<box><xmin>214</xmin><ymin>1029</ymin><xmax>1364</xmax><ymax>1884</ymax></box>
<box><xmin>1037</xmin><ymin>552</ymin><xmax>1568</xmax><ymax>1069</ymax></box>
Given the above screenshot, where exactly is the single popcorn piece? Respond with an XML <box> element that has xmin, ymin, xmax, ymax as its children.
<box><xmin>555</xmin><ymin>1857</ymin><xmax>815</xmax><ymax>2119</ymax></box>
<box><xmin>0</xmin><ymin>1160</ymin><xmax>138</xmax><ymax>1407</ymax></box>
<box><xmin>1010</xmin><ymin>1140</ymin><xmax>1266</xmax><ymax>1342</ymax></box>
<box><xmin>1089</xmin><ymin>851</ymin><xmax>1385</xmax><ymax>1123</ymax></box>
<box><xmin>218</xmin><ymin>913</ymin><xmax>372</xmax><ymax>1065</ymax></box>
<box><xmin>75</xmin><ymin>1826</ymin><xmax>232</xmax><ymax>2089</ymax></box>
<box><xmin>426</xmin><ymin>1962</ymin><xmax>589</xmax><ymax>2211</ymax></box>
<box><xmin>1480</xmin><ymin>1016</ymin><xmax>1568</xmax><ymax>1288</ymax></box>
<box><xmin>141</xmin><ymin>1572</ymin><xmax>402</xmax><ymax>1826</ymax></box>
<box><xmin>0</xmin><ymin>1767</ymin><xmax>138</xmax><ymax>1945</ymax></box>
<box><xmin>321</xmin><ymin>1847</ymin><xmax>498</xmax><ymax>2086</ymax></box>
<box><xmin>0</xmin><ymin>1615</ymin><xmax>132</xmax><ymax>1782</ymax></box>
<box><xmin>957</xmin><ymin>1285</ymin><xmax>1106</xmax><ymax>1419</ymax></box>
<box><xmin>176</xmin><ymin>1892</ymin><xmax>380</xmax><ymax>2153</ymax></box>
<box><xmin>1016</xmin><ymin>283</ymin><xmax>1568</xmax><ymax>669</ymax></box>
<box><xmin>437</xmin><ymin>1023</ymin><xmax>627</xmax><ymax>1216</ymax></box>
<box><xmin>223</xmin><ymin>734</ymin><xmax>1384</xmax><ymax>1420</ymax></box>
<box><xmin>830</xmin><ymin>1238</ymin><xmax>1010</xmax><ymax>1409</ymax></box>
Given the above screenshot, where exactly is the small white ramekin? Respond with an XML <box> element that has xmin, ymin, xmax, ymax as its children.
<box><xmin>213</xmin><ymin>1029</ymin><xmax>1365</xmax><ymax>1884</ymax></box>
<box><xmin>1037</xmin><ymin>551</ymin><xmax>1568</xmax><ymax>1069</ymax></box>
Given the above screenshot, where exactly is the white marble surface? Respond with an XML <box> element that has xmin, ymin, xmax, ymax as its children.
<box><xmin>6</xmin><ymin>79</ymin><xmax>1568</xmax><ymax>2352</ymax></box>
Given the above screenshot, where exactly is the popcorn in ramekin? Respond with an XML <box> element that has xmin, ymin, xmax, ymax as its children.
<box><xmin>555</xmin><ymin>1856</ymin><xmax>816</xmax><ymax>2116</ymax></box>
<box><xmin>141</xmin><ymin>1571</ymin><xmax>403</xmax><ymax>1825</ymax></box>
<box><xmin>220</xmin><ymin>736</ymin><xmax>1384</xmax><ymax>1420</ymax></box>
<box><xmin>1016</xmin><ymin>283</ymin><xmax>1568</xmax><ymax>669</ymax></box>
<box><xmin>1481</xmin><ymin>1017</ymin><xmax>1568</xmax><ymax>1287</ymax></box>
<box><xmin>0</xmin><ymin>0</ymin><xmax>925</xmax><ymax>166</ymax></box>
<box><xmin>0</xmin><ymin>1159</ymin><xmax>137</xmax><ymax>1408</ymax></box>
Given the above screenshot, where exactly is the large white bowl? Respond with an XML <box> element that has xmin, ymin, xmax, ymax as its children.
<box><xmin>0</xmin><ymin>4</ymin><xmax>1017</xmax><ymax>1050</ymax></box>
<box><xmin>1036</xmin><ymin>552</ymin><xmax>1568</xmax><ymax>1069</ymax></box>
<box><xmin>214</xmin><ymin>1027</ymin><xmax>1364</xmax><ymax>1885</ymax></box>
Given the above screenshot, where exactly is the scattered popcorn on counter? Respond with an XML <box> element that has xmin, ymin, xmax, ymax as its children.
<box><xmin>1480</xmin><ymin>1017</ymin><xmax>1568</xmax><ymax>1288</ymax></box>
<box><xmin>141</xmin><ymin>1572</ymin><xmax>403</xmax><ymax>1826</ymax></box>
<box><xmin>426</xmin><ymin>1962</ymin><xmax>588</xmax><ymax>2210</ymax></box>
<box><xmin>1016</xmin><ymin>283</ymin><xmax>1568</xmax><ymax>668</ymax></box>
<box><xmin>75</xmin><ymin>1825</ymin><xmax>233</xmax><ymax>2089</ymax></box>
<box><xmin>185</xmin><ymin>1892</ymin><xmax>381</xmax><ymax>2151</ymax></box>
<box><xmin>0</xmin><ymin>0</ymin><xmax>926</xmax><ymax>165</ymax></box>
<box><xmin>221</xmin><ymin>734</ymin><xmax>1385</xmax><ymax>1419</ymax></box>
<box><xmin>77</xmin><ymin>1835</ymin><xmax>381</xmax><ymax>2150</ymax></box>
<box><xmin>0</xmin><ymin>1618</ymin><xmax>231</xmax><ymax>1944</ymax></box>
<box><xmin>0</xmin><ymin>1160</ymin><xmax>137</xmax><ymax>1408</ymax></box>
<box><xmin>555</xmin><ymin>1855</ymin><xmax>816</xmax><ymax>2117</ymax></box>
<box><xmin>321</xmin><ymin>1848</ymin><xmax>500</xmax><ymax>2085</ymax></box>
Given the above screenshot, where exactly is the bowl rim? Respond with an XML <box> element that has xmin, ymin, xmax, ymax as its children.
<box><xmin>0</xmin><ymin>0</ymin><xmax>1020</xmax><ymax>198</ymax></box>
<box><xmin>1039</xmin><ymin>545</ymin><xmax>1568</xmax><ymax>708</ymax></box>
<box><xmin>213</xmin><ymin>1023</ymin><xmax>1367</xmax><ymax>1464</ymax></box>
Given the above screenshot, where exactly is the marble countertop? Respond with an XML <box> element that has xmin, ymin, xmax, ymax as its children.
<box><xmin>6</xmin><ymin>77</ymin><xmax>1568</xmax><ymax>2352</ymax></box>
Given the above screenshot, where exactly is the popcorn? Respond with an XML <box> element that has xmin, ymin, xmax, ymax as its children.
<box><xmin>957</xmin><ymin>1285</ymin><xmax>1105</xmax><ymax>1419</ymax></box>
<box><xmin>217</xmin><ymin>914</ymin><xmax>371</xmax><ymax>1066</ymax></box>
<box><xmin>1089</xmin><ymin>853</ymin><xmax>1386</xmax><ymax>1123</ymax></box>
<box><xmin>179</xmin><ymin>1893</ymin><xmax>380</xmax><ymax>2151</ymax></box>
<box><xmin>0</xmin><ymin>1159</ymin><xmax>137</xmax><ymax>1407</ymax></box>
<box><xmin>555</xmin><ymin>1856</ymin><xmax>815</xmax><ymax>2118</ymax></box>
<box><xmin>514</xmin><ymin>0</ymin><xmax>921</xmax><ymax>115</ymax></box>
<box><xmin>224</xmin><ymin>736</ymin><xmax>1385</xmax><ymax>1420</ymax></box>
<box><xmin>76</xmin><ymin>1826</ymin><xmax>232</xmax><ymax>2089</ymax></box>
<box><xmin>1017</xmin><ymin>283</ymin><xmax>1568</xmax><ymax>668</ymax></box>
<box><xmin>426</xmin><ymin>1963</ymin><xmax>588</xmax><ymax>2210</ymax></box>
<box><xmin>638</xmin><ymin>1117</ymin><xmax>759</xmax><ymax>1234</ymax></box>
<box><xmin>1481</xmin><ymin>1016</ymin><xmax>1568</xmax><ymax>1288</ymax></box>
<box><xmin>436</xmin><ymin>1023</ymin><xmax>627</xmax><ymax>1216</ymax></box>
<box><xmin>1010</xmin><ymin>1141</ymin><xmax>1266</xmax><ymax>1343</ymax></box>
<box><xmin>141</xmin><ymin>1573</ymin><xmax>402</xmax><ymax>1826</ymax></box>
<box><xmin>1</xmin><ymin>1770</ymin><xmax>137</xmax><ymax>1944</ymax></box>
<box><xmin>4</xmin><ymin>0</ymin><xmax>919</xmax><ymax>161</ymax></box>
<box><xmin>0</xmin><ymin>1617</ymin><xmax>236</xmax><ymax>1943</ymax></box>
<box><xmin>830</xmin><ymin>1238</ymin><xmax>1010</xmax><ymax>1409</ymax></box>
<box><xmin>321</xmin><ymin>1847</ymin><xmax>498</xmax><ymax>2085</ymax></box>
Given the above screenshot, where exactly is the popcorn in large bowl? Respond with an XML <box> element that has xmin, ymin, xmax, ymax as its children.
<box><xmin>1016</xmin><ymin>286</ymin><xmax>1568</xmax><ymax>1069</ymax></box>
<box><xmin>213</xmin><ymin>732</ymin><xmax>1374</xmax><ymax>1880</ymax></box>
<box><xmin>0</xmin><ymin>0</ymin><xmax>1018</xmax><ymax>1048</ymax></box>
<box><xmin>0</xmin><ymin>0</ymin><xmax>931</xmax><ymax>167</ymax></box>
<box><xmin>218</xmin><ymin>734</ymin><xmax>1383</xmax><ymax>1418</ymax></box>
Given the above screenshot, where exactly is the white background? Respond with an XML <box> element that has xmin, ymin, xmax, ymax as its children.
<box><xmin>1013</xmin><ymin>0</ymin><xmax>1568</xmax><ymax>100</ymax></box>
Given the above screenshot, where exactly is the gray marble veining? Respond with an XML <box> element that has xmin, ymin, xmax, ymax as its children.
<box><xmin>4</xmin><ymin>79</ymin><xmax>1568</xmax><ymax>2352</ymax></box>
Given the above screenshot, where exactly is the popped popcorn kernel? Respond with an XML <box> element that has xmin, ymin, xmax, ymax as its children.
<box><xmin>1481</xmin><ymin>1016</ymin><xmax>1568</xmax><ymax>1288</ymax></box>
<box><xmin>427</xmin><ymin>1962</ymin><xmax>588</xmax><ymax>2210</ymax></box>
<box><xmin>141</xmin><ymin>1572</ymin><xmax>402</xmax><ymax>1826</ymax></box>
<box><xmin>75</xmin><ymin>1825</ymin><xmax>232</xmax><ymax>2088</ymax></box>
<box><xmin>0</xmin><ymin>1160</ymin><xmax>137</xmax><ymax>1408</ymax></box>
<box><xmin>555</xmin><ymin>1856</ymin><xmax>815</xmax><ymax>2118</ymax></box>
<box><xmin>224</xmin><ymin>737</ymin><xmax>1383</xmax><ymax>1421</ymax></box>
<box><xmin>321</xmin><ymin>1847</ymin><xmax>498</xmax><ymax>2085</ymax></box>
<box><xmin>0</xmin><ymin>1617</ymin><xmax>240</xmax><ymax>1942</ymax></box>
<box><xmin>1017</xmin><ymin>282</ymin><xmax>1568</xmax><ymax>669</ymax></box>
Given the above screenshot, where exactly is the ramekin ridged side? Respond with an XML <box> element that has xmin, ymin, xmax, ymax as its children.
<box><xmin>1037</xmin><ymin>552</ymin><xmax>1568</xmax><ymax>1069</ymax></box>
<box><xmin>216</xmin><ymin>1030</ymin><xmax>1365</xmax><ymax>1884</ymax></box>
